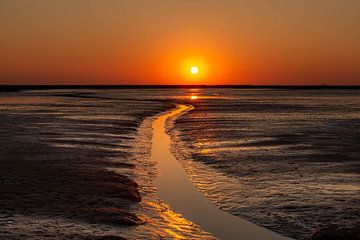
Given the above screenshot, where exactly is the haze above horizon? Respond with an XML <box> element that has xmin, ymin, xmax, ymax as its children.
<box><xmin>0</xmin><ymin>0</ymin><xmax>359</xmax><ymax>85</ymax></box>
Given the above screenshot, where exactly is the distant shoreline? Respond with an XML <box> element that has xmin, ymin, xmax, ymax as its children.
<box><xmin>1</xmin><ymin>84</ymin><xmax>360</xmax><ymax>92</ymax></box>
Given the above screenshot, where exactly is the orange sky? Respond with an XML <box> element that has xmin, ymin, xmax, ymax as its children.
<box><xmin>0</xmin><ymin>0</ymin><xmax>359</xmax><ymax>85</ymax></box>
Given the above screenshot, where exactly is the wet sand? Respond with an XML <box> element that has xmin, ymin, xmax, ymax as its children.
<box><xmin>0</xmin><ymin>90</ymin><xmax>172</xmax><ymax>239</ymax></box>
<box><xmin>171</xmin><ymin>89</ymin><xmax>360</xmax><ymax>239</ymax></box>
<box><xmin>0</xmin><ymin>90</ymin><xmax>217</xmax><ymax>239</ymax></box>
<box><xmin>152</xmin><ymin>104</ymin><xmax>292</xmax><ymax>240</ymax></box>
<box><xmin>1</xmin><ymin>88</ymin><xmax>358</xmax><ymax>239</ymax></box>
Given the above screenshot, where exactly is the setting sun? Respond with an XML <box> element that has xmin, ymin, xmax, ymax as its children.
<box><xmin>190</xmin><ymin>66</ymin><xmax>199</xmax><ymax>75</ymax></box>
<box><xmin>178</xmin><ymin>57</ymin><xmax>210</xmax><ymax>82</ymax></box>
<box><xmin>1</xmin><ymin>1</ymin><xmax>360</xmax><ymax>239</ymax></box>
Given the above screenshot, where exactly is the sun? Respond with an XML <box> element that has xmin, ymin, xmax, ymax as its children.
<box><xmin>179</xmin><ymin>58</ymin><xmax>207</xmax><ymax>81</ymax></box>
<box><xmin>190</xmin><ymin>66</ymin><xmax>199</xmax><ymax>75</ymax></box>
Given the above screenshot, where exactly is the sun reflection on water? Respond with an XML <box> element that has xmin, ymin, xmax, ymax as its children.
<box><xmin>142</xmin><ymin>200</ymin><xmax>210</xmax><ymax>239</ymax></box>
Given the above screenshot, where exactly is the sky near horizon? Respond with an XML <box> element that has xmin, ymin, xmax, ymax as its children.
<box><xmin>0</xmin><ymin>0</ymin><xmax>359</xmax><ymax>85</ymax></box>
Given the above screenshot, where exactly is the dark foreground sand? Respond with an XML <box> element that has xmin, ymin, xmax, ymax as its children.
<box><xmin>0</xmin><ymin>90</ymin><xmax>171</xmax><ymax>239</ymax></box>
<box><xmin>1</xmin><ymin>88</ymin><xmax>359</xmax><ymax>240</ymax></box>
<box><xmin>170</xmin><ymin>89</ymin><xmax>360</xmax><ymax>240</ymax></box>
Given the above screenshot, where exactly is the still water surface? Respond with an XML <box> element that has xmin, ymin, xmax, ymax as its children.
<box><xmin>153</xmin><ymin>104</ymin><xmax>292</xmax><ymax>240</ymax></box>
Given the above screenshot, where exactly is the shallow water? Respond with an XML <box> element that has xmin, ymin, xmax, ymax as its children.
<box><xmin>1</xmin><ymin>88</ymin><xmax>359</xmax><ymax>240</ymax></box>
<box><xmin>170</xmin><ymin>88</ymin><xmax>360</xmax><ymax>240</ymax></box>
<box><xmin>153</xmin><ymin>104</ymin><xmax>292</xmax><ymax>240</ymax></box>
<box><xmin>0</xmin><ymin>90</ymin><xmax>184</xmax><ymax>239</ymax></box>
<box><xmin>0</xmin><ymin>89</ymin><xmax>217</xmax><ymax>239</ymax></box>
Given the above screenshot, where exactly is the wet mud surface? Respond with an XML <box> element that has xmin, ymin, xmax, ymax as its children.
<box><xmin>1</xmin><ymin>88</ymin><xmax>359</xmax><ymax>240</ymax></box>
<box><xmin>171</xmin><ymin>89</ymin><xmax>360</xmax><ymax>240</ymax></box>
<box><xmin>0</xmin><ymin>90</ymin><xmax>175</xmax><ymax>239</ymax></box>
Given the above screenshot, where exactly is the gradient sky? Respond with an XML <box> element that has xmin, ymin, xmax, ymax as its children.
<box><xmin>0</xmin><ymin>0</ymin><xmax>359</xmax><ymax>85</ymax></box>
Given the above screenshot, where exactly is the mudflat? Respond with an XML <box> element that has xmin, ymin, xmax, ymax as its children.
<box><xmin>0</xmin><ymin>90</ymin><xmax>171</xmax><ymax>239</ymax></box>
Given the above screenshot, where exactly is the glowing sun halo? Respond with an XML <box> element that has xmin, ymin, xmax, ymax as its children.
<box><xmin>190</xmin><ymin>66</ymin><xmax>199</xmax><ymax>75</ymax></box>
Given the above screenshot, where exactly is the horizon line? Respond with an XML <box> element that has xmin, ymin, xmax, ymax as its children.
<box><xmin>1</xmin><ymin>84</ymin><xmax>360</xmax><ymax>91</ymax></box>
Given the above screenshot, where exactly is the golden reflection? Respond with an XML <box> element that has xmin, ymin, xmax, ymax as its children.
<box><xmin>163</xmin><ymin>229</ymin><xmax>186</xmax><ymax>239</ymax></box>
<box><xmin>200</xmin><ymin>149</ymin><xmax>211</xmax><ymax>154</ymax></box>
<box><xmin>190</xmin><ymin>95</ymin><xmax>198</xmax><ymax>100</ymax></box>
<box><xmin>143</xmin><ymin>200</ymin><xmax>198</xmax><ymax>239</ymax></box>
